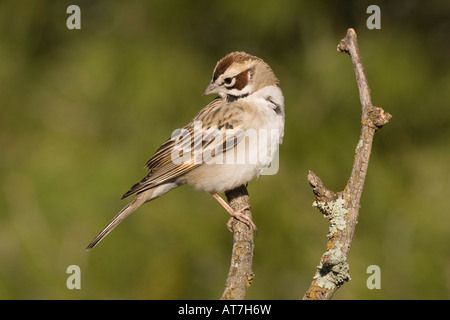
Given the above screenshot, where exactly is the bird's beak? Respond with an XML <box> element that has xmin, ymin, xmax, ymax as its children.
<box><xmin>202</xmin><ymin>81</ymin><xmax>219</xmax><ymax>96</ymax></box>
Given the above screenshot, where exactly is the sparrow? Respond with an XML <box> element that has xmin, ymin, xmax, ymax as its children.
<box><xmin>86</xmin><ymin>51</ymin><xmax>285</xmax><ymax>250</ymax></box>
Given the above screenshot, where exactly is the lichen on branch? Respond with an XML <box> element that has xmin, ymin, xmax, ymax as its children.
<box><xmin>303</xmin><ymin>28</ymin><xmax>391</xmax><ymax>300</ymax></box>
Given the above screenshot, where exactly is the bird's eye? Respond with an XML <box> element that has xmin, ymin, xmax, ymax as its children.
<box><xmin>223</xmin><ymin>77</ymin><xmax>235</xmax><ymax>87</ymax></box>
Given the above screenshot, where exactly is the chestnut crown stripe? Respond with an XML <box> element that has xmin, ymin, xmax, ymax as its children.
<box><xmin>213</xmin><ymin>52</ymin><xmax>255</xmax><ymax>81</ymax></box>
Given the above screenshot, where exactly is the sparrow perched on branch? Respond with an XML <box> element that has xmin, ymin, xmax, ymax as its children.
<box><xmin>86</xmin><ymin>52</ymin><xmax>284</xmax><ymax>250</ymax></box>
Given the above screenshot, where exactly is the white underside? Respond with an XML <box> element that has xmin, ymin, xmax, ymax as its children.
<box><xmin>180</xmin><ymin>85</ymin><xmax>284</xmax><ymax>193</ymax></box>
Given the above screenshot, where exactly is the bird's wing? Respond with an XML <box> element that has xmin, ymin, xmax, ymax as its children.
<box><xmin>121</xmin><ymin>98</ymin><xmax>250</xmax><ymax>199</ymax></box>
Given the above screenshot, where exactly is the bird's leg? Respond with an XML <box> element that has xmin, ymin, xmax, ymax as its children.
<box><xmin>210</xmin><ymin>192</ymin><xmax>257</xmax><ymax>232</ymax></box>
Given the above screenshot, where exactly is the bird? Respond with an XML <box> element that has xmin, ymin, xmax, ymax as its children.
<box><xmin>86</xmin><ymin>51</ymin><xmax>285</xmax><ymax>250</ymax></box>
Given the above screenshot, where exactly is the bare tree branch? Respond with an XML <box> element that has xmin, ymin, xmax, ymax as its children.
<box><xmin>303</xmin><ymin>28</ymin><xmax>391</xmax><ymax>300</ymax></box>
<box><xmin>221</xmin><ymin>185</ymin><xmax>255</xmax><ymax>300</ymax></box>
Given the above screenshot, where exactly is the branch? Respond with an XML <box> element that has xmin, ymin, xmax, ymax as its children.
<box><xmin>303</xmin><ymin>28</ymin><xmax>391</xmax><ymax>300</ymax></box>
<box><xmin>220</xmin><ymin>185</ymin><xmax>255</xmax><ymax>300</ymax></box>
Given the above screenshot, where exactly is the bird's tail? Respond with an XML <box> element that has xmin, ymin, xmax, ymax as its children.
<box><xmin>86</xmin><ymin>193</ymin><xmax>149</xmax><ymax>251</ymax></box>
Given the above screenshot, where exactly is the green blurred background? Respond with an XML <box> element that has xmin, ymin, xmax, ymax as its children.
<box><xmin>0</xmin><ymin>0</ymin><xmax>448</xmax><ymax>299</ymax></box>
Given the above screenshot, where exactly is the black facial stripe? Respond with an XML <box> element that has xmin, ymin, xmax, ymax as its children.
<box><xmin>226</xmin><ymin>93</ymin><xmax>249</xmax><ymax>102</ymax></box>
